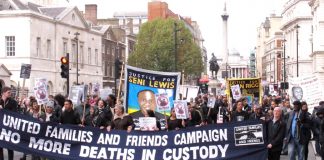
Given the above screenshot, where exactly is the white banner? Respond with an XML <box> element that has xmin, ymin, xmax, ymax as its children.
<box><xmin>207</xmin><ymin>96</ymin><xmax>216</xmax><ymax>108</ymax></box>
<box><xmin>92</xmin><ymin>82</ymin><xmax>100</xmax><ymax>95</ymax></box>
<box><xmin>99</xmin><ymin>88</ymin><xmax>112</xmax><ymax>100</ymax></box>
<box><xmin>69</xmin><ymin>85</ymin><xmax>88</xmax><ymax>106</ymax></box>
<box><xmin>179</xmin><ymin>85</ymin><xmax>199</xmax><ymax>102</ymax></box>
<box><xmin>33</xmin><ymin>78</ymin><xmax>48</xmax><ymax>105</ymax></box>
<box><xmin>139</xmin><ymin>117</ymin><xmax>157</xmax><ymax>131</ymax></box>
<box><xmin>231</xmin><ymin>84</ymin><xmax>241</xmax><ymax>100</ymax></box>
<box><xmin>155</xmin><ymin>93</ymin><xmax>170</xmax><ymax>112</ymax></box>
<box><xmin>289</xmin><ymin>75</ymin><xmax>324</xmax><ymax>113</ymax></box>
<box><xmin>174</xmin><ymin>100</ymin><xmax>189</xmax><ymax>119</ymax></box>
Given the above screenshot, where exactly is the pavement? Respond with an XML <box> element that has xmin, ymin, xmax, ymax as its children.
<box><xmin>280</xmin><ymin>141</ymin><xmax>321</xmax><ymax>160</ymax></box>
<box><xmin>2</xmin><ymin>141</ymin><xmax>322</xmax><ymax>159</ymax></box>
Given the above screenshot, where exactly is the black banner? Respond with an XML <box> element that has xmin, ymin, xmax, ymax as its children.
<box><xmin>20</xmin><ymin>64</ymin><xmax>32</xmax><ymax>79</ymax></box>
<box><xmin>0</xmin><ymin>110</ymin><xmax>267</xmax><ymax>160</ymax></box>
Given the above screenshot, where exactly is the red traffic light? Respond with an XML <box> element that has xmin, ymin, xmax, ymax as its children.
<box><xmin>60</xmin><ymin>57</ymin><xmax>68</xmax><ymax>64</ymax></box>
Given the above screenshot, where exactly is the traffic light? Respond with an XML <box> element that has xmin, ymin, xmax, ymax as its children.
<box><xmin>60</xmin><ymin>55</ymin><xmax>69</xmax><ymax>79</ymax></box>
<box><xmin>115</xmin><ymin>59</ymin><xmax>123</xmax><ymax>78</ymax></box>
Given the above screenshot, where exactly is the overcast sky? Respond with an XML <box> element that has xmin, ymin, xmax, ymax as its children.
<box><xmin>62</xmin><ymin>0</ymin><xmax>285</xmax><ymax>59</ymax></box>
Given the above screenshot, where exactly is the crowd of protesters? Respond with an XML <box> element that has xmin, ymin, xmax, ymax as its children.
<box><xmin>1</xmin><ymin>86</ymin><xmax>324</xmax><ymax>160</ymax></box>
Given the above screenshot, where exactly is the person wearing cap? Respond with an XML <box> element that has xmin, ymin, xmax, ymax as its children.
<box><xmin>45</xmin><ymin>100</ymin><xmax>59</xmax><ymax>123</ymax></box>
<box><xmin>285</xmin><ymin>100</ymin><xmax>311</xmax><ymax>160</ymax></box>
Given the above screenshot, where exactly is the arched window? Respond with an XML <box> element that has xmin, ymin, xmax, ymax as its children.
<box><xmin>72</xmin><ymin>13</ymin><xmax>76</xmax><ymax>21</ymax></box>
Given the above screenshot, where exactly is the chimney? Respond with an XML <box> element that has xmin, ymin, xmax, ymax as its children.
<box><xmin>85</xmin><ymin>4</ymin><xmax>97</xmax><ymax>25</ymax></box>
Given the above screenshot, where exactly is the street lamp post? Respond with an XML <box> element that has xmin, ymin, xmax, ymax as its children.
<box><xmin>295</xmin><ymin>24</ymin><xmax>300</xmax><ymax>77</ymax></box>
<box><xmin>283</xmin><ymin>39</ymin><xmax>286</xmax><ymax>95</ymax></box>
<box><xmin>174</xmin><ymin>22</ymin><xmax>181</xmax><ymax>72</ymax></box>
<box><xmin>74</xmin><ymin>32</ymin><xmax>80</xmax><ymax>85</ymax></box>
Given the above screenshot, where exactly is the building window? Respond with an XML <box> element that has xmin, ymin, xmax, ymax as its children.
<box><xmin>63</xmin><ymin>41</ymin><xmax>67</xmax><ymax>57</ymax></box>
<box><xmin>80</xmin><ymin>45</ymin><xmax>84</xmax><ymax>64</ymax></box>
<box><xmin>102</xmin><ymin>44</ymin><xmax>105</xmax><ymax>54</ymax></box>
<box><xmin>95</xmin><ymin>49</ymin><xmax>98</xmax><ymax>65</ymax></box>
<box><xmin>46</xmin><ymin>39</ymin><xmax>51</xmax><ymax>58</ymax></box>
<box><xmin>109</xmin><ymin>61</ymin><xmax>113</xmax><ymax>77</ymax></box>
<box><xmin>72</xmin><ymin>43</ymin><xmax>76</xmax><ymax>63</ymax></box>
<box><xmin>88</xmin><ymin>48</ymin><xmax>91</xmax><ymax>64</ymax></box>
<box><xmin>72</xmin><ymin>13</ymin><xmax>75</xmax><ymax>21</ymax></box>
<box><xmin>104</xmin><ymin>61</ymin><xmax>108</xmax><ymax>76</ymax></box>
<box><xmin>36</xmin><ymin>37</ymin><xmax>41</xmax><ymax>57</ymax></box>
<box><xmin>5</xmin><ymin>36</ymin><xmax>15</xmax><ymax>56</ymax></box>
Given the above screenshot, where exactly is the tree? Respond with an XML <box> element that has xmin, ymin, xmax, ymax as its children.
<box><xmin>128</xmin><ymin>18</ymin><xmax>203</xmax><ymax>77</ymax></box>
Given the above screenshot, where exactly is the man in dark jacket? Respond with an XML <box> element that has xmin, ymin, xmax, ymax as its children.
<box><xmin>285</xmin><ymin>100</ymin><xmax>311</xmax><ymax>160</ymax></box>
<box><xmin>301</xmin><ymin>101</ymin><xmax>312</xmax><ymax>160</ymax></box>
<box><xmin>316</xmin><ymin>107</ymin><xmax>324</xmax><ymax>159</ymax></box>
<box><xmin>231</xmin><ymin>100</ymin><xmax>249</xmax><ymax>122</ymax></box>
<box><xmin>0</xmin><ymin>87</ymin><xmax>18</xmax><ymax>160</ymax></box>
<box><xmin>267</xmin><ymin>107</ymin><xmax>286</xmax><ymax>160</ymax></box>
<box><xmin>187</xmin><ymin>102</ymin><xmax>202</xmax><ymax>127</ymax></box>
<box><xmin>60</xmin><ymin>100</ymin><xmax>81</xmax><ymax>125</ymax></box>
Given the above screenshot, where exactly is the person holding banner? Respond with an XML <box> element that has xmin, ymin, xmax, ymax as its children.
<box><xmin>75</xmin><ymin>97</ymin><xmax>91</xmax><ymax>124</ymax></box>
<box><xmin>0</xmin><ymin>87</ymin><xmax>18</xmax><ymax>160</ymax></box>
<box><xmin>60</xmin><ymin>100</ymin><xmax>81</xmax><ymax>125</ymax></box>
<box><xmin>28</xmin><ymin>100</ymin><xmax>45</xmax><ymax>122</ymax></box>
<box><xmin>166</xmin><ymin>108</ymin><xmax>186</xmax><ymax>131</ymax></box>
<box><xmin>142</xmin><ymin>109</ymin><xmax>161</xmax><ymax>131</ymax></box>
<box><xmin>231</xmin><ymin>100</ymin><xmax>249</xmax><ymax>122</ymax></box>
<box><xmin>45</xmin><ymin>100</ymin><xmax>59</xmax><ymax>123</ymax></box>
<box><xmin>187</xmin><ymin>102</ymin><xmax>202</xmax><ymax>127</ymax></box>
<box><xmin>107</xmin><ymin>104</ymin><xmax>134</xmax><ymax>132</ymax></box>
<box><xmin>249</xmin><ymin>104</ymin><xmax>265</xmax><ymax>120</ymax></box>
<box><xmin>93</xmin><ymin>99</ymin><xmax>113</xmax><ymax>129</ymax></box>
<box><xmin>84</xmin><ymin>107</ymin><xmax>96</xmax><ymax>127</ymax></box>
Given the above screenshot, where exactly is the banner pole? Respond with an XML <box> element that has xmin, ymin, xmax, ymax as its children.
<box><xmin>20</xmin><ymin>78</ymin><xmax>26</xmax><ymax>105</ymax></box>
<box><xmin>82</xmin><ymin>102</ymin><xmax>86</xmax><ymax>126</ymax></box>
<box><xmin>181</xmin><ymin>70</ymin><xmax>185</xmax><ymax>100</ymax></box>
<box><xmin>117</xmin><ymin>62</ymin><xmax>124</xmax><ymax>104</ymax></box>
<box><xmin>164</xmin><ymin>110</ymin><xmax>168</xmax><ymax>129</ymax></box>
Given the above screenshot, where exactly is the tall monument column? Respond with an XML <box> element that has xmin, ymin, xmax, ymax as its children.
<box><xmin>221</xmin><ymin>2</ymin><xmax>229</xmax><ymax>79</ymax></box>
